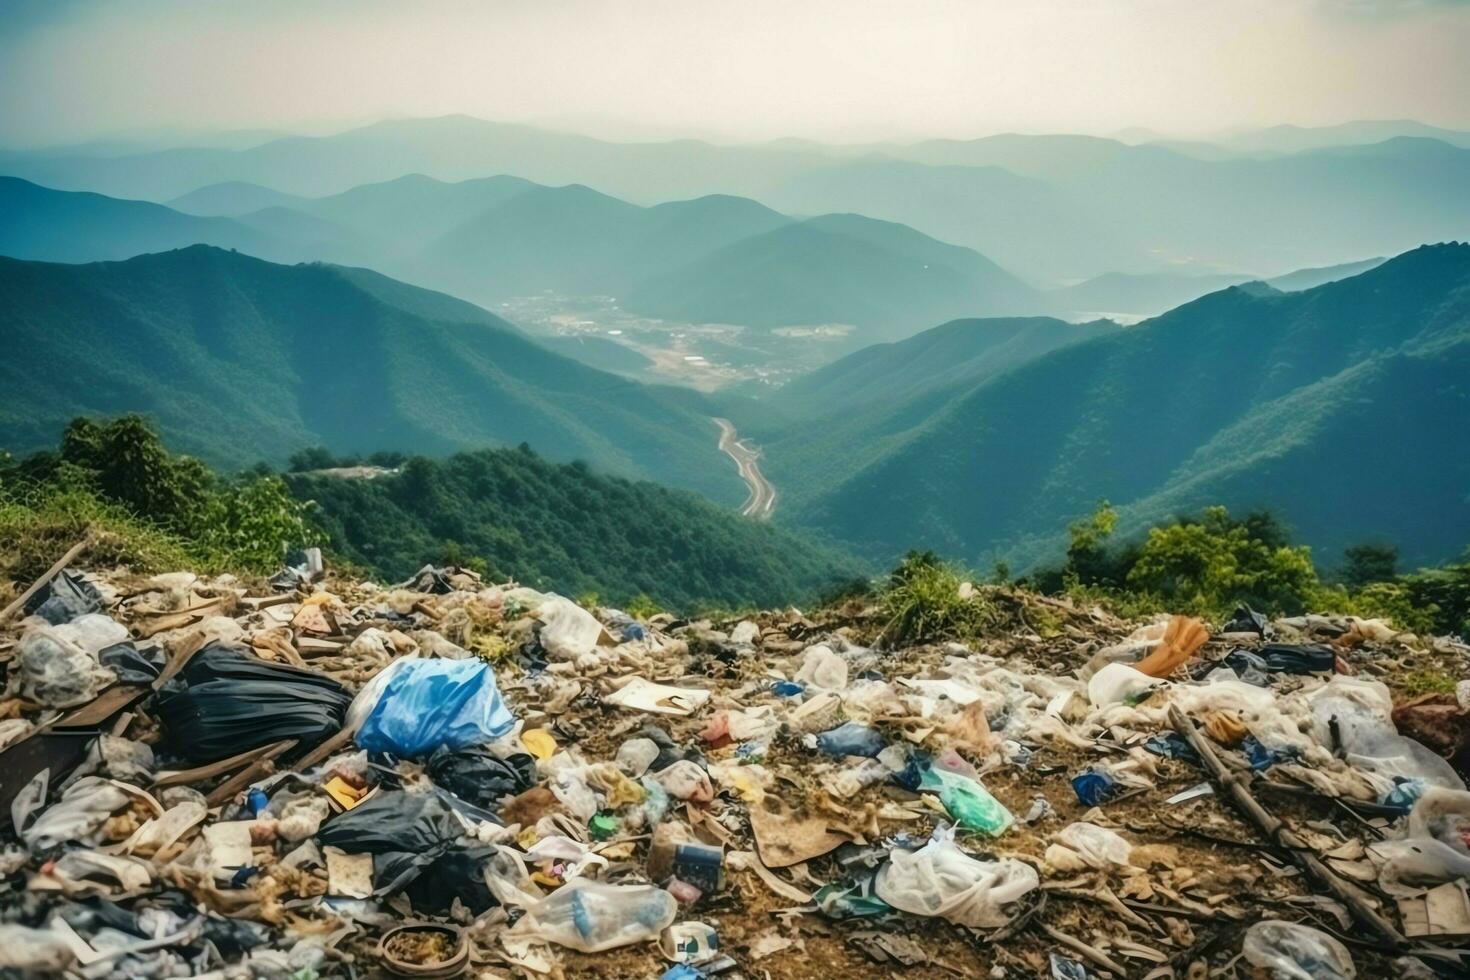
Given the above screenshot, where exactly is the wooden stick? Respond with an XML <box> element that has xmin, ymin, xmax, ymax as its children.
<box><xmin>287</xmin><ymin>724</ymin><xmax>356</xmax><ymax>773</ymax></box>
<box><xmin>1038</xmin><ymin>922</ymin><xmax>1129</xmax><ymax>977</ymax></box>
<box><xmin>204</xmin><ymin>739</ymin><xmax>296</xmax><ymax>806</ymax></box>
<box><xmin>151</xmin><ymin>740</ymin><xmax>292</xmax><ymax>790</ymax></box>
<box><xmin>1167</xmin><ymin>705</ymin><xmax>1407</xmax><ymax>951</ymax></box>
<box><xmin>0</xmin><ymin>536</ymin><xmax>91</xmax><ymax>624</ymax></box>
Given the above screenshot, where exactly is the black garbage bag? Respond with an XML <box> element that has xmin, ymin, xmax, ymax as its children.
<box><xmin>1221</xmin><ymin>604</ymin><xmax>1269</xmax><ymax>636</ymax></box>
<box><xmin>99</xmin><ymin>642</ymin><xmax>164</xmax><ymax>684</ymax></box>
<box><xmin>402</xmin><ymin>844</ymin><xmax>500</xmax><ymax>915</ymax></box>
<box><xmin>316</xmin><ymin>788</ymin><xmax>500</xmax><ymax>912</ymax></box>
<box><xmin>24</xmin><ymin>569</ymin><xmax>102</xmax><ymax>625</ymax></box>
<box><xmin>153</xmin><ymin>643</ymin><xmax>351</xmax><ymax>762</ymax></box>
<box><xmin>393</xmin><ymin>564</ymin><xmax>477</xmax><ymax>595</ymax></box>
<box><xmin>426</xmin><ymin>746</ymin><xmax>537</xmax><ymax>810</ymax></box>
<box><xmin>1257</xmin><ymin>643</ymin><xmax>1337</xmax><ymax>674</ymax></box>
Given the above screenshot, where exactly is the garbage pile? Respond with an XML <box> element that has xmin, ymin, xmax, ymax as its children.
<box><xmin>2</xmin><ymin>555</ymin><xmax>1469</xmax><ymax>978</ymax></box>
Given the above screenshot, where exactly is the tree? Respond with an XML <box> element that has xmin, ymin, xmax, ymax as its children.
<box><xmin>1342</xmin><ymin>543</ymin><xmax>1398</xmax><ymax>587</ymax></box>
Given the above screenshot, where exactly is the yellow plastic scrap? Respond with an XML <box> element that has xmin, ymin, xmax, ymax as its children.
<box><xmin>324</xmin><ymin>776</ymin><xmax>369</xmax><ymax>811</ymax></box>
<box><xmin>586</xmin><ymin>763</ymin><xmax>646</xmax><ymax>807</ymax></box>
<box><xmin>521</xmin><ymin>729</ymin><xmax>557</xmax><ymax>760</ymax></box>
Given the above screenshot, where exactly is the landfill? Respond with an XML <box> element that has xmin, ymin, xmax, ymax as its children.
<box><xmin>1</xmin><ymin>554</ymin><xmax>1469</xmax><ymax>979</ymax></box>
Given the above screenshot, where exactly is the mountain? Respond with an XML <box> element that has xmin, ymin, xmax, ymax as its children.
<box><xmin>624</xmin><ymin>213</ymin><xmax>1040</xmax><ymax>342</ymax></box>
<box><xmin>766</xmin><ymin>316</ymin><xmax>1116</xmax><ymax>421</ymax></box>
<box><xmin>2</xmin><ymin>175</ymin><xmax>1031</xmax><ymax>347</ymax></box>
<box><xmin>0</xmin><ymin>246</ymin><xmax>743</xmax><ymax>504</ymax></box>
<box><xmin>168</xmin><ymin>181</ymin><xmax>308</xmax><ymax>215</ymax></box>
<box><xmin>6</xmin><ymin>115</ymin><xmax>1466</xmax><ymax>283</ymax></box>
<box><xmin>778</xmin><ymin>244</ymin><xmax>1470</xmax><ymax>570</ymax></box>
<box><xmin>293</xmin><ymin>447</ymin><xmax>863</xmax><ymax>610</ymax></box>
<box><xmin>0</xmin><ymin>176</ymin><xmax>276</xmax><ymax>263</ymax></box>
<box><xmin>1264</xmin><ymin>257</ymin><xmax>1385</xmax><ymax>292</ymax></box>
<box><xmin>1048</xmin><ymin>257</ymin><xmax>1394</xmax><ymax>319</ymax></box>
<box><xmin>1219</xmin><ymin>121</ymin><xmax>1470</xmax><ymax>155</ymax></box>
<box><xmin>766</xmin><ymin>136</ymin><xmax>1470</xmax><ymax>280</ymax></box>
<box><xmin>1052</xmin><ymin>271</ymin><xmax>1252</xmax><ymax>318</ymax></box>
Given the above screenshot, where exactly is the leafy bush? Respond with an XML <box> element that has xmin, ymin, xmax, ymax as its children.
<box><xmin>1</xmin><ymin>416</ymin><xmax>313</xmax><ymax>580</ymax></box>
<box><xmin>878</xmin><ymin>551</ymin><xmax>997</xmax><ymax>646</ymax></box>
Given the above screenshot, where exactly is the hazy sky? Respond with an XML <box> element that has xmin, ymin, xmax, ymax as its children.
<box><xmin>2</xmin><ymin>0</ymin><xmax>1468</xmax><ymax>147</ymax></box>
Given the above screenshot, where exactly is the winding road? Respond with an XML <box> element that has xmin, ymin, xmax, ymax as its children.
<box><xmin>713</xmin><ymin>417</ymin><xmax>776</xmax><ymax>520</ymax></box>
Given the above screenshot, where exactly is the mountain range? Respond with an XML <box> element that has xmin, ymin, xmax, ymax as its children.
<box><xmin>0</xmin><ymin>245</ymin><xmax>743</xmax><ymax>504</ymax></box>
<box><xmin>762</xmin><ymin>244</ymin><xmax>1470</xmax><ymax>570</ymax></box>
<box><xmin>4</xmin><ymin>115</ymin><xmax>1467</xmax><ymax>281</ymax></box>
<box><xmin>0</xmin><ymin>175</ymin><xmax>1040</xmax><ymax>346</ymax></box>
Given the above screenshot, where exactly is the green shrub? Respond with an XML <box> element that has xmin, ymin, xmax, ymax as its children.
<box><xmin>878</xmin><ymin>551</ymin><xmax>997</xmax><ymax>646</ymax></box>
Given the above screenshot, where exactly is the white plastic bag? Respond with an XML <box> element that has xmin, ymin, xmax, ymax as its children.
<box><xmin>1242</xmin><ymin>919</ymin><xmax>1354</xmax><ymax>980</ymax></box>
<box><xmin>1054</xmin><ymin>822</ymin><xmax>1133</xmax><ymax>868</ymax></box>
<box><xmin>795</xmin><ymin>644</ymin><xmax>848</xmax><ymax>691</ymax></box>
<box><xmin>17</xmin><ymin>614</ymin><xmax>126</xmax><ymax>707</ymax></box>
<box><xmin>874</xmin><ymin>827</ymin><xmax>1038</xmax><ymax>928</ymax></box>
<box><xmin>534</xmin><ymin>595</ymin><xmax>606</xmax><ymax>661</ymax></box>
<box><xmin>1087</xmin><ymin>662</ymin><xmax>1161</xmax><ymax>707</ymax></box>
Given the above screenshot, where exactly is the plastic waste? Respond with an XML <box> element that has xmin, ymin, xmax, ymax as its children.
<box><xmin>795</xmin><ymin>644</ymin><xmax>848</xmax><ymax>691</ymax></box>
<box><xmin>1133</xmin><ymin>615</ymin><xmax>1208</xmax><ymax>677</ymax></box>
<box><xmin>1221</xmin><ymin>604</ymin><xmax>1269</xmax><ymax>636</ymax></box>
<box><xmin>512</xmin><ymin>880</ymin><xmax>677</xmax><ymax>952</ymax></box>
<box><xmin>154</xmin><ymin>642</ymin><xmax>351</xmax><ymax>762</ymax></box>
<box><xmin>920</xmin><ymin>766</ymin><xmax>1013</xmax><ymax>836</ymax></box>
<box><xmin>0</xmin><ymin>923</ymin><xmax>78</xmax><ymax>974</ymax></box>
<box><xmin>815</xmin><ymin>722</ymin><xmax>886</xmax><ymax>758</ymax></box>
<box><xmin>1407</xmin><ymin>787</ymin><xmax>1470</xmax><ymax>855</ymax></box>
<box><xmin>1143</xmin><ymin>732</ymin><xmax>1200</xmax><ymax>764</ymax></box>
<box><xmin>1222</xmin><ymin>644</ymin><xmax>1336</xmax><ymax>681</ymax></box>
<box><xmin>22</xmin><ymin>776</ymin><xmax>136</xmax><ymax>851</ymax></box>
<box><xmin>617</xmin><ymin>738</ymin><xmax>662</xmax><ymax>777</ymax></box>
<box><xmin>17</xmin><ymin>613</ymin><xmax>127</xmax><ymax>707</ymax></box>
<box><xmin>355</xmin><ymin>657</ymin><xmax>515</xmax><ymax>757</ymax></box>
<box><xmin>874</xmin><ymin>827</ymin><xmax>1038</xmax><ymax>928</ymax></box>
<box><xmin>660</xmin><ymin>921</ymin><xmax>720</xmax><ymax>964</ymax></box>
<box><xmin>814</xmin><ymin>878</ymin><xmax>894</xmax><ymax>919</ymax></box>
<box><xmin>648</xmin><ymin>760</ymin><xmax>715</xmax><ymax>803</ymax></box>
<box><xmin>315</xmin><ymin>788</ymin><xmax>498</xmax><ymax>900</ymax></box>
<box><xmin>1242</xmin><ymin>919</ymin><xmax>1355</xmax><ymax>980</ymax></box>
<box><xmin>534</xmin><ymin>594</ymin><xmax>607</xmax><ymax>660</ymax></box>
<box><xmin>1368</xmin><ymin>837</ymin><xmax>1470</xmax><ymax>895</ymax></box>
<box><xmin>1072</xmin><ymin>768</ymin><xmax>1121</xmax><ymax>806</ymax></box>
<box><xmin>1054</xmin><ymin>822</ymin><xmax>1132</xmax><ymax>868</ymax></box>
<box><xmin>425</xmin><ymin>745</ymin><xmax>537</xmax><ymax>809</ymax></box>
<box><xmin>1050</xmin><ymin>953</ymin><xmax>1089</xmax><ymax>980</ymax></box>
<box><xmin>23</xmin><ymin>568</ymin><xmax>103</xmax><ymax>625</ymax></box>
<box><xmin>1087</xmin><ymin>662</ymin><xmax>1163</xmax><ymax>707</ymax></box>
<box><xmin>98</xmin><ymin>641</ymin><xmax>164</xmax><ymax>683</ymax></box>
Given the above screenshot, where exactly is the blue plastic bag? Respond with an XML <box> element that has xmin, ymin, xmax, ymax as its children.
<box><xmin>356</xmin><ymin>659</ymin><xmax>515</xmax><ymax>757</ymax></box>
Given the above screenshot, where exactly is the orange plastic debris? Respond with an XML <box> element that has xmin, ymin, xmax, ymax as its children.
<box><xmin>1134</xmin><ymin>615</ymin><xmax>1209</xmax><ymax>677</ymax></box>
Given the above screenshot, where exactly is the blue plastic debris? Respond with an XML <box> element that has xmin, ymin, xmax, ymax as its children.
<box><xmin>356</xmin><ymin>658</ymin><xmax>515</xmax><ymax>758</ymax></box>
<box><xmin>1071</xmin><ymin>768</ymin><xmax>1120</xmax><ymax>806</ymax></box>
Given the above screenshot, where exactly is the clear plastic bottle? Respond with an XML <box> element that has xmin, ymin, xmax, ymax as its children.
<box><xmin>513</xmin><ymin>880</ymin><xmax>677</xmax><ymax>952</ymax></box>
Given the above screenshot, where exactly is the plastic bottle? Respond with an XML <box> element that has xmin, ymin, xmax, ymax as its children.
<box><xmin>513</xmin><ymin>880</ymin><xmax>677</xmax><ymax>952</ymax></box>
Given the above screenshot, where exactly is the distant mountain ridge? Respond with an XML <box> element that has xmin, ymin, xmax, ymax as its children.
<box><xmin>0</xmin><ymin>175</ymin><xmax>1039</xmax><ymax>345</ymax></box>
<box><xmin>3</xmin><ymin>114</ymin><xmax>1466</xmax><ymax>281</ymax></box>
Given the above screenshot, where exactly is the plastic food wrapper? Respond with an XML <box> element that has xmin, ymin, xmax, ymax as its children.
<box><xmin>605</xmin><ymin>678</ymin><xmax>711</xmax><ymax>717</ymax></box>
<box><xmin>355</xmin><ymin>657</ymin><xmax>515</xmax><ymax>757</ymax></box>
<box><xmin>511</xmin><ymin>879</ymin><xmax>677</xmax><ymax>952</ymax></box>
<box><xmin>1242</xmin><ymin>919</ymin><xmax>1355</xmax><ymax>980</ymax></box>
<box><xmin>874</xmin><ymin>827</ymin><xmax>1038</xmax><ymax>928</ymax></box>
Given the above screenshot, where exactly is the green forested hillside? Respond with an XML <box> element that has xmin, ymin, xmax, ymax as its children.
<box><xmin>0</xmin><ymin>246</ymin><xmax>743</xmax><ymax>504</ymax></box>
<box><xmin>783</xmin><ymin>243</ymin><xmax>1470</xmax><ymax>569</ymax></box>
<box><xmin>293</xmin><ymin>448</ymin><xmax>864</xmax><ymax>609</ymax></box>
